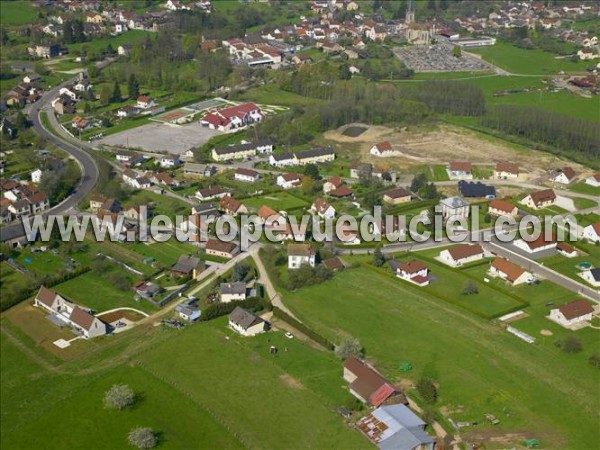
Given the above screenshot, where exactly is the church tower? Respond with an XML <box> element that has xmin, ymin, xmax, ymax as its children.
<box><xmin>405</xmin><ymin>0</ymin><xmax>415</xmax><ymax>25</ymax></box>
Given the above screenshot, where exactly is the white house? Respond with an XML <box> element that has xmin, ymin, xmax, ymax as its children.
<box><xmin>175</xmin><ymin>299</ymin><xmax>201</xmax><ymax>322</ymax></box>
<box><xmin>136</xmin><ymin>95</ymin><xmax>156</xmax><ymax>109</ymax></box>
<box><xmin>228</xmin><ymin>307</ymin><xmax>268</xmax><ymax>337</ymax></box>
<box><xmin>448</xmin><ymin>161</ymin><xmax>472</xmax><ymax>180</ymax></box>
<box><xmin>494</xmin><ymin>161</ymin><xmax>520</xmax><ymax>180</ymax></box>
<box><xmin>440</xmin><ymin>196</ymin><xmax>469</xmax><ymax>222</ymax></box>
<box><xmin>552</xmin><ymin>167</ymin><xmax>576</xmax><ymax>185</ymax></box>
<box><xmin>323</xmin><ymin>176</ymin><xmax>343</xmax><ymax>194</ymax></box>
<box><xmin>584</xmin><ymin>173</ymin><xmax>600</xmax><ymax>187</ymax></box>
<box><xmin>234</xmin><ymin>168</ymin><xmax>260</xmax><ymax>183</ymax></box>
<box><xmin>389</xmin><ymin>259</ymin><xmax>429</xmax><ymax>286</ymax></box>
<box><xmin>287</xmin><ymin>243</ymin><xmax>316</xmax><ymax>269</ymax></box>
<box><xmin>34</xmin><ymin>286</ymin><xmax>107</xmax><ymax>339</ymax></box>
<box><xmin>488</xmin><ymin>198</ymin><xmax>518</xmax><ymax>217</ymax></box>
<box><xmin>159</xmin><ymin>154</ymin><xmax>181</xmax><ymax>168</ymax></box>
<box><xmin>581</xmin><ymin>268</ymin><xmax>600</xmax><ymax>287</ymax></box>
<box><xmin>58</xmin><ymin>87</ymin><xmax>77</xmax><ymax>100</ymax></box>
<box><xmin>269</xmin><ymin>153</ymin><xmax>298</xmax><ymax>167</ymax></box>
<box><xmin>521</xmin><ymin>189</ymin><xmax>556</xmax><ymax>210</ymax></box>
<box><xmin>549</xmin><ymin>299</ymin><xmax>594</xmax><ymax>328</ymax></box>
<box><xmin>489</xmin><ymin>258</ymin><xmax>532</xmax><ymax>285</ymax></box>
<box><xmin>276</xmin><ymin>173</ymin><xmax>302</xmax><ymax>189</ymax></box>
<box><xmin>220</xmin><ymin>282</ymin><xmax>247</xmax><ymax>303</ymax></box>
<box><xmin>310</xmin><ymin>198</ymin><xmax>335</xmax><ymax>219</ymax></box>
<box><xmin>31</xmin><ymin>169</ymin><xmax>43</xmax><ymax>183</ymax></box>
<box><xmin>369</xmin><ymin>141</ymin><xmax>400</xmax><ymax>157</ymax></box>
<box><xmin>583</xmin><ymin>223</ymin><xmax>600</xmax><ymax>243</ymax></box>
<box><xmin>439</xmin><ymin>244</ymin><xmax>484</xmax><ymax>267</ymax></box>
<box><xmin>122</xmin><ymin>170</ymin><xmax>151</xmax><ymax>189</ymax></box>
<box><xmin>513</xmin><ymin>234</ymin><xmax>557</xmax><ymax>254</ymax></box>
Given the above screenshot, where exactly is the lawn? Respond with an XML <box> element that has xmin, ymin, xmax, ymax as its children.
<box><xmin>242</xmin><ymin>191</ymin><xmax>309</xmax><ymax>211</ymax></box>
<box><xmin>0</xmin><ymin>335</ymin><xmax>243</xmax><ymax>449</ymax></box>
<box><xmin>67</xmin><ymin>30</ymin><xmax>153</xmax><ymax>55</ymax></box>
<box><xmin>128</xmin><ymin>240</ymin><xmax>199</xmax><ymax>267</ymax></box>
<box><xmin>136</xmin><ymin>319</ymin><xmax>368</xmax><ymax>449</ymax></box>
<box><xmin>574</xmin><ymin>212</ymin><xmax>600</xmax><ymax>228</ymax></box>
<box><xmin>126</xmin><ymin>190</ymin><xmax>191</xmax><ymax>217</ymax></box>
<box><xmin>238</xmin><ymin>84</ymin><xmax>324</xmax><ymax>107</ymax></box>
<box><xmin>538</xmin><ymin>250</ymin><xmax>600</xmax><ymax>288</ymax></box>
<box><xmin>282</xmin><ymin>267</ymin><xmax>600</xmax><ymax>449</ymax></box>
<box><xmin>573</xmin><ymin>197</ymin><xmax>598</xmax><ymax>210</ymax></box>
<box><xmin>53</xmin><ymin>270</ymin><xmax>157</xmax><ymax>314</ymax></box>
<box><xmin>468</xmin><ymin>40</ymin><xmax>589</xmax><ymax>75</ymax></box>
<box><xmin>0</xmin><ymin>1</ymin><xmax>37</xmax><ymax>25</ymax></box>
<box><xmin>569</xmin><ymin>181</ymin><xmax>600</xmax><ymax>196</ymax></box>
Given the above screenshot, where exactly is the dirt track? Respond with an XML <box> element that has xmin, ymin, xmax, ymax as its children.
<box><xmin>324</xmin><ymin>124</ymin><xmax>591</xmax><ymax>179</ymax></box>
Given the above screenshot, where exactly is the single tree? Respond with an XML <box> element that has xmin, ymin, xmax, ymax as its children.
<box><xmin>303</xmin><ymin>163</ymin><xmax>319</xmax><ymax>180</ymax></box>
<box><xmin>99</xmin><ymin>85</ymin><xmax>112</xmax><ymax>105</ymax></box>
<box><xmin>556</xmin><ymin>336</ymin><xmax>582</xmax><ymax>354</ymax></box>
<box><xmin>416</xmin><ymin>378</ymin><xmax>437</xmax><ymax>404</ymax></box>
<box><xmin>104</xmin><ymin>384</ymin><xmax>135</xmax><ymax>410</ymax></box>
<box><xmin>128</xmin><ymin>73</ymin><xmax>140</xmax><ymax>100</ymax></box>
<box><xmin>462</xmin><ymin>280</ymin><xmax>479</xmax><ymax>295</ymax></box>
<box><xmin>335</xmin><ymin>335</ymin><xmax>363</xmax><ymax>359</ymax></box>
<box><xmin>127</xmin><ymin>427</ymin><xmax>157</xmax><ymax>449</ymax></box>
<box><xmin>452</xmin><ymin>45</ymin><xmax>462</xmax><ymax>58</ymax></box>
<box><xmin>339</xmin><ymin>63</ymin><xmax>351</xmax><ymax>80</ymax></box>
<box><xmin>588</xmin><ymin>352</ymin><xmax>600</xmax><ymax>369</ymax></box>
<box><xmin>373</xmin><ymin>247</ymin><xmax>385</xmax><ymax>267</ymax></box>
<box><xmin>112</xmin><ymin>81</ymin><xmax>122</xmax><ymax>102</ymax></box>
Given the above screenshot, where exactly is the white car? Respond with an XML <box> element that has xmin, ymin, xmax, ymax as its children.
<box><xmin>285</xmin><ymin>332</ymin><xmax>293</xmax><ymax>339</ymax></box>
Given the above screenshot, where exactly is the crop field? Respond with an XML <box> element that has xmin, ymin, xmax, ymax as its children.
<box><xmin>0</xmin><ymin>317</ymin><xmax>367</xmax><ymax>449</ymax></box>
<box><xmin>242</xmin><ymin>191</ymin><xmax>309</xmax><ymax>211</ymax></box>
<box><xmin>282</xmin><ymin>266</ymin><xmax>599</xmax><ymax>448</ymax></box>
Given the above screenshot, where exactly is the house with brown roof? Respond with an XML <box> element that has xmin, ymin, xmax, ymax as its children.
<box><xmin>287</xmin><ymin>243</ymin><xmax>316</xmax><ymax>269</ymax></box>
<box><xmin>552</xmin><ymin>167</ymin><xmax>576</xmax><ymax>185</ymax></box>
<box><xmin>383</xmin><ymin>187</ymin><xmax>411</xmax><ymax>205</ymax></box>
<box><xmin>583</xmin><ymin>223</ymin><xmax>600</xmax><ymax>243</ymax></box>
<box><xmin>219</xmin><ymin>195</ymin><xmax>247</xmax><ymax>216</ymax></box>
<box><xmin>195</xmin><ymin>186</ymin><xmax>228</xmax><ymax>201</ymax></box>
<box><xmin>439</xmin><ymin>243</ymin><xmax>484</xmax><ymax>267</ymax></box>
<box><xmin>34</xmin><ymin>286</ymin><xmax>107</xmax><ymax>339</ymax></box>
<box><xmin>488</xmin><ymin>199</ymin><xmax>518</xmax><ymax>218</ymax></box>
<box><xmin>276</xmin><ymin>173</ymin><xmax>302</xmax><ymax>189</ymax></box>
<box><xmin>369</xmin><ymin>141</ymin><xmax>400</xmax><ymax>157</ymax></box>
<box><xmin>549</xmin><ymin>299</ymin><xmax>595</xmax><ymax>329</ymax></box>
<box><xmin>389</xmin><ymin>259</ymin><xmax>429</xmax><ymax>286</ymax></box>
<box><xmin>343</xmin><ymin>357</ymin><xmax>406</xmax><ymax>407</ymax></box>
<box><xmin>556</xmin><ymin>242</ymin><xmax>578</xmax><ymax>258</ymax></box>
<box><xmin>328</xmin><ymin>186</ymin><xmax>354</xmax><ymax>199</ymax></box>
<box><xmin>310</xmin><ymin>198</ymin><xmax>335</xmax><ymax>219</ymax></box>
<box><xmin>322</xmin><ymin>256</ymin><xmax>345</xmax><ymax>271</ymax></box>
<box><xmin>513</xmin><ymin>233</ymin><xmax>557</xmax><ymax>254</ymax></box>
<box><xmin>323</xmin><ymin>176</ymin><xmax>343</xmax><ymax>194</ymax></box>
<box><xmin>489</xmin><ymin>258</ymin><xmax>532</xmax><ymax>285</ymax></box>
<box><xmin>584</xmin><ymin>173</ymin><xmax>600</xmax><ymax>188</ymax></box>
<box><xmin>521</xmin><ymin>189</ymin><xmax>556</xmax><ymax>210</ymax></box>
<box><xmin>448</xmin><ymin>161</ymin><xmax>472</xmax><ymax>180</ymax></box>
<box><xmin>205</xmin><ymin>238</ymin><xmax>239</xmax><ymax>259</ymax></box>
<box><xmin>234</xmin><ymin>168</ymin><xmax>260</xmax><ymax>183</ymax></box>
<box><xmin>494</xmin><ymin>162</ymin><xmax>519</xmax><ymax>179</ymax></box>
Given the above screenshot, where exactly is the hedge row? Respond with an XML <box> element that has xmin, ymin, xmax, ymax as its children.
<box><xmin>272</xmin><ymin>307</ymin><xmax>335</xmax><ymax>351</ymax></box>
<box><xmin>199</xmin><ymin>297</ymin><xmax>263</xmax><ymax>322</ymax></box>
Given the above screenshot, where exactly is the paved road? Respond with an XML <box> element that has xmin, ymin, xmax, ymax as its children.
<box><xmin>1</xmin><ymin>76</ymin><xmax>100</xmax><ymax>242</ymax></box>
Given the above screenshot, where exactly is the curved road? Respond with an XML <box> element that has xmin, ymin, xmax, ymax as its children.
<box><xmin>1</xmin><ymin>77</ymin><xmax>100</xmax><ymax>242</ymax></box>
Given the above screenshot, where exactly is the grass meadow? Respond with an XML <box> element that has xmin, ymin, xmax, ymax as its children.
<box><xmin>282</xmin><ymin>266</ymin><xmax>599</xmax><ymax>448</ymax></box>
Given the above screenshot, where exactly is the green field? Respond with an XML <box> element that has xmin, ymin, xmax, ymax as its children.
<box><xmin>0</xmin><ymin>1</ymin><xmax>37</xmax><ymax>25</ymax></box>
<box><xmin>282</xmin><ymin>266</ymin><xmax>599</xmax><ymax>448</ymax></box>
<box><xmin>569</xmin><ymin>181</ymin><xmax>600</xmax><ymax>196</ymax></box>
<box><xmin>468</xmin><ymin>40</ymin><xmax>589</xmax><ymax>75</ymax></box>
<box><xmin>54</xmin><ymin>270</ymin><xmax>157</xmax><ymax>314</ymax></box>
<box><xmin>128</xmin><ymin>240</ymin><xmax>198</xmax><ymax>267</ymax></box>
<box><xmin>0</xmin><ymin>316</ymin><xmax>367</xmax><ymax>449</ymax></box>
<box><xmin>67</xmin><ymin>30</ymin><xmax>153</xmax><ymax>55</ymax></box>
<box><xmin>243</xmin><ymin>191</ymin><xmax>309</xmax><ymax>211</ymax></box>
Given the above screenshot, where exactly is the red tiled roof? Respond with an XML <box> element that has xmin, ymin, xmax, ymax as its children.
<box><xmin>206</xmin><ymin>238</ymin><xmax>236</xmax><ymax>254</ymax></box>
<box><xmin>557</xmin><ymin>242</ymin><xmax>576</xmax><ymax>255</ymax></box>
<box><xmin>529</xmin><ymin>189</ymin><xmax>556</xmax><ymax>206</ymax></box>
<box><xmin>491</xmin><ymin>258</ymin><xmax>525</xmax><ymax>283</ymax></box>
<box><xmin>36</xmin><ymin>286</ymin><xmax>57</xmax><ymax>308</ymax></box>
<box><xmin>522</xmin><ymin>233</ymin><xmax>556</xmax><ymax>250</ymax></box>
<box><xmin>449</xmin><ymin>161</ymin><xmax>472</xmax><ymax>172</ymax></box>
<box><xmin>489</xmin><ymin>199</ymin><xmax>516</xmax><ymax>214</ymax></box>
<box><xmin>368</xmin><ymin>383</ymin><xmax>396</xmax><ymax>408</ymax></box>
<box><xmin>344</xmin><ymin>357</ymin><xmax>396</xmax><ymax>406</ymax></box>
<box><xmin>374</xmin><ymin>141</ymin><xmax>392</xmax><ymax>152</ymax></box>
<box><xmin>69</xmin><ymin>306</ymin><xmax>96</xmax><ymax>330</ymax></box>
<box><xmin>495</xmin><ymin>161</ymin><xmax>519</xmax><ymax>175</ymax></box>
<box><xmin>446</xmin><ymin>244</ymin><xmax>483</xmax><ymax>261</ymax></box>
<box><xmin>396</xmin><ymin>260</ymin><xmax>427</xmax><ymax>275</ymax></box>
<box><xmin>557</xmin><ymin>300</ymin><xmax>594</xmax><ymax>320</ymax></box>
<box><xmin>328</xmin><ymin>186</ymin><xmax>353</xmax><ymax>198</ymax></box>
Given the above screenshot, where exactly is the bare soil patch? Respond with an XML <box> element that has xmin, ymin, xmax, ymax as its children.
<box><xmin>324</xmin><ymin>123</ymin><xmax>588</xmax><ymax>177</ymax></box>
<box><xmin>98</xmin><ymin>310</ymin><xmax>145</xmax><ymax>323</ymax></box>
<box><xmin>540</xmin><ymin>329</ymin><xmax>553</xmax><ymax>337</ymax></box>
<box><xmin>342</xmin><ymin>125</ymin><xmax>368</xmax><ymax>137</ymax></box>
<box><xmin>280</xmin><ymin>373</ymin><xmax>304</xmax><ymax>389</ymax></box>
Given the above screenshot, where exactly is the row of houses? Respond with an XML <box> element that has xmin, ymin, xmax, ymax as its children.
<box><xmin>211</xmin><ymin>139</ymin><xmax>273</xmax><ymax>162</ymax></box>
<box><xmin>269</xmin><ymin>147</ymin><xmax>336</xmax><ymax>167</ymax></box>
<box><xmin>0</xmin><ymin>179</ymin><xmax>50</xmax><ymax>224</ymax></box>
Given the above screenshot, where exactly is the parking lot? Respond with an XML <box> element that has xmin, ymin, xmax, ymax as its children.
<box><xmin>394</xmin><ymin>40</ymin><xmax>497</xmax><ymax>73</ymax></box>
<box><xmin>99</xmin><ymin>122</ymin><xmax>222</xmax><ymax>153</ymax></box>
